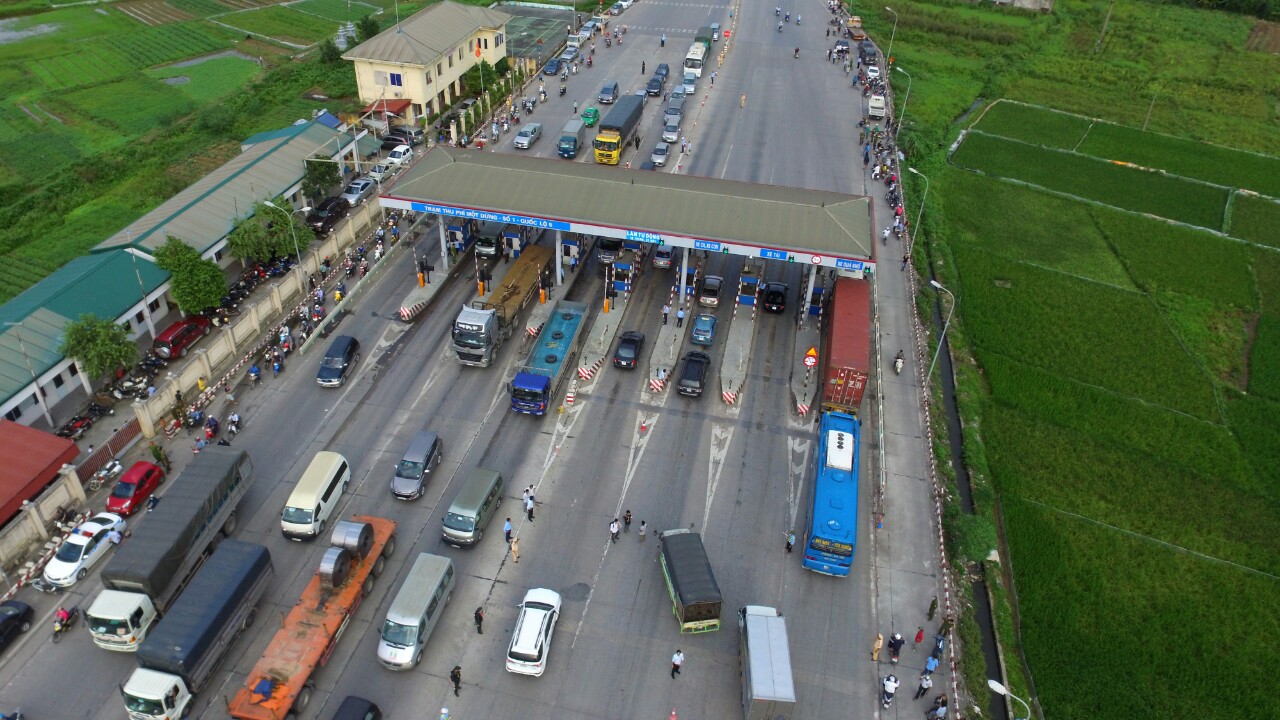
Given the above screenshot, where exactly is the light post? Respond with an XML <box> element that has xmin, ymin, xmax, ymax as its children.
<box><xmin>3</xmin><ymin>321</ymin><xmax>53</xmax><ymax>426</ymax></box>
<box><xmin>884</xmin><ymin>6</ymin><xmax>899</xmax><ymax>64</ymax></box>
<box><xmin>987</xmin><ymin>679</ymin><xmax>1032</xmax><ymax>720</ymax></box>
<box><xmin>894</xmin><ymin>66</ymin><xmax>912</xmax><ymax>127</ymax></box>
<box><xmin>907</xmin><ymin>166</ymin><xmax>929</xmax><ymax>241</ymax></box>
<box><xmin>262</xmin><ymin>200</ymin><xmax>311</xmax><ymax>264</ymax></box>
<box><xmin>925</xmin><ymin>280</ymin><xmax>954</xmax><ymax>389</ymax></box>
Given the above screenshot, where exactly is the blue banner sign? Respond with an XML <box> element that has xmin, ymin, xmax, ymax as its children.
<box><xmin>694</xmin><ymin>240</ymin><xmax>722</xmax><ymax>252</ymax></box>
<box><xmin>759</xmin><ymin>248</ymin><xmax>787</xmax><ymax>260</ymax></box>
<box><xmin>626</xmin><ymin>229</ymin><xmax>662</xmax><ymax>243</ymax></box>
<box><xmin>412</xmin><ymin>203</ymin><xmax>570</xmax><ymax>231</ymax></box>
<box><xmin>835</xmin><ymin>258</ymin><xmax>867</xmax><ymax>272</ymax></box>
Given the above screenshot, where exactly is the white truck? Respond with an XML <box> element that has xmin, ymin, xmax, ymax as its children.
<box><xmin>452</xmin><ymin>244</ymin><xmax>553</xmax><ymax>367</ymax></box>
<box><xmin>739</xmin><ymin>605</ymin><xmax>796</xmax><ymax>720</ymax></box>
<box><xmin>868</xmin><ymin>94</ymin><xmax>887</xmax><ymax>120</ymax></box>
<box><xmin>87</xmin><ymin>448</ymin><xmax>252</xmax><ymax>651</ymax></box>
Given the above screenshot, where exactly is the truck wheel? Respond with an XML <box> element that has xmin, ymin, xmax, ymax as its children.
<box><xmin>372</xmin><ymin>555</ymin><xmax>386</xmax><ymax>577</ymax></box>
<box><xmin>362</xmin><ymin>576</ymin><xmax>374</xmax><ymax>597</ymax></box>
<box><xmin>243</xmin><ymin>608</ymin><xmax>257</xmax><ymax>629</ymax></box>
<box><xmin>382</xmin><ymin>536</ymin><xmax>396</xmax><ymax>558</ymax></box>
<box><xmin>223</xmin><ymin>512</ymin><xmax>238</xmax><ymax>535</ymax></box>
<box><xmin>296</xmin><ymin>684</ymin><xmax>314</xmax><ymax>710</ymax></box>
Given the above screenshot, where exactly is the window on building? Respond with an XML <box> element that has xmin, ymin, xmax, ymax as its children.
<box><xmin>5</xmin><ymin>407</ymin><xmax>20</xmax><ymax>422</ymax></box>
<box><xmin>148</xmin><ymin>298</ymin><xmax>161</xmax><ymax>312</ymax></box>
<box><xmin>68</xmin><ymin>364</ymin><xmax>78</xmax><ymax>377</ymax></box>
<box><xmin>458</xmin><ymin>47</ymin><xmax>463</xmax><ymax>60</ymax></box>
<box><xmin>448</xmin><ymin>55</ymin><xmax>453</xmax><ymax>68</ymax></box>
<box><xmin>425</xmin><ymin>70</ymin><xmax>432</xmax><ymax>84</ymax></box>
<box><xmin>495</xmin><ymin>33</ymin><xmax>504</xmax><ymax>47</ymax></box>
<box><xmin>483</xmin><ymin>38</ymin><xmax>489</xmax><ymax>50</ymax></box>
<box><xmin>437</xmin><ymin>62</ymin><xmax>443</xmax><ymax>76</ymax></box>
<box><xmin>213</xmin><ymin>248</ymin><xmax>224</xmax><ymax>262</ymax></box>
<box><xmin>390</xmin><ymin>72</ymin><xmax>403</xmax><ymax>87</ymax></box>
<box><xmin>52</xmin><ymin>374</ymin><xmax>65</xmax><ymax>388</ymax></box>
<box><xmin>134</xmin><ymin>311</ymin><xmax>144</xmax><ymax>323</ymax></box>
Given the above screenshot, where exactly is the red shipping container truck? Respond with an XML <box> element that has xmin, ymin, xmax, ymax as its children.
<box><xmin>820</xmin><ymin>278</ymin><xmax>872</xmax><ymax>415</ymax></box>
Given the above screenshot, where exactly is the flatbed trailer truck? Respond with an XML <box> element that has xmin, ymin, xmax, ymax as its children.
<box><xmin>227</xmin><ymin>517</ymin><xmax>397</xmax><ymax>720</ymax></box>
<box><xmin>452</xmin><ymin>245</ymin><xmax>554</xmax><ymax>366</ymax></box>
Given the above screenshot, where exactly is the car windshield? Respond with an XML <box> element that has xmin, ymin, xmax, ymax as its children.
<box><xmin>452</xmin><ymin>326</ymin><xmax>487</xmax><ymax>348</ymax></box>
<box><xmin>87</xmin><ymin>613</ymin><xmax>129</xmax><ymax>634</ymax></box>
<box><xmin>396</xmin><ymin>460</ymin><xmax>424</xmax><ymax>479</ymax></box>
<box><xmin>282</xmin><ymin>506</ymin><xmax>314</xmax><ymax>524</ymax></box>
<box><xmin>654</xmin><ymin>146</ymin><xmax>668</xmax><ymax>156</ymax></box>
<box><xmin>54</xmin><ymin>540</ymin><xmax>86</xmax><ymax>563</ymax></box>
<box><xmin>593</xmin><ymin>137</ymin><xmax>619</xmax><ymax>152</ymax></box>
<box><xmin>110</xmin><ymin>481</ymin><xmax>137</xmax><ymax>499</ymax></box>
<box><xmin>321</xmin><ymin>356</ymin><xmax>345</xmax><ymax>368</ymax></box>
<box><xmin>381</xmin><ymin>619</ymin><xmax>418</xmax><ymax>646</ymax></box>
<box><xmin>123</xmin><ymin>694</ymin><xmax>164</xmax><ymax>715</ymax></box>
<box><xmin>511</xmin><ymin>386</ymin><xmax>545</xmax><ymax>402</ymax></box>
<box><xmin>617</xmin><ymin>344</ymin><xmax>636</xmax><ymax>360</ymax></box>
<box><xmin>444</xmin><ymin>512</ymin><xmax>476</xmax><ymax>532</ymax></box>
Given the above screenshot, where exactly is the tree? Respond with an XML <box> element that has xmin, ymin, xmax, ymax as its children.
<box><xmin>154</xmin><ymin>236</ymin><xmax>227</xmax><ymax>314</ymax></box>
<box><xmin>60</xmin><ymin>314</ymin><xmax>138</xmax><ymax>381</ymax></box>
<box><xmin>302</xmin><ymin>157</ymin><xmax>341</xmax><ymax>203</ymax></box>
<box><xmin>318</xmin><ymin>38</ymin><xmax>342</xmax><ymax>65</ymax></box>
<box><xmin>227</xmin><ymin>199</ymin><xmax>315</xmax><ymax>263</ymax></box>
<box><xmin>462</xmin><ymin>60</ymin><xmax>498</xmax><ymax>98</ymax></box>
<box><xmin>356</xmin><ymin>14</ymin><xmax>381</xmax><ymax>43</ymax></box>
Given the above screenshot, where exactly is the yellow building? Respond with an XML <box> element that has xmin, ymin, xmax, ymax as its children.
<box><xmin>344</xmin><ymin>0</ymin><xmax>513</xmax><ymax>123</ymax></box>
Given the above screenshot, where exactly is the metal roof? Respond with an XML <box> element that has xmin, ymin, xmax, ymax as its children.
<box><xmin>342</xmin><ymin>0</ymin><xmax>512</xmax><ymax>67</ymax></box>
<box><xmin>386</xmin><ymin>146</ymin><xmax>872</xmax><ymax>261</ymax></box>
<box><xmin>94</xmin><ymin>121</ymin><xmax>364</xmax><ymax>256</ymax></box>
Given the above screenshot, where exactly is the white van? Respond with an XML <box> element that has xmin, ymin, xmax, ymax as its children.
<box><xmin>280</xmin><ymin>451</ymin><xmax>350</xmax><ymax>540</ymax></box>
<box><xmin>377</xmin><ymin>553</ymin><xmax>455</xmax><ymax>669</ymax></box>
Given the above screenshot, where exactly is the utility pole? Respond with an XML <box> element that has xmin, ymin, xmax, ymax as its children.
<box><xmin>1094</xmin><ymin>0</ymin><xmax>1116</xmax><ymax>54</ymax></box>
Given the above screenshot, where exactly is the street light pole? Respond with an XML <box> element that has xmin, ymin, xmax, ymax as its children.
<box><xmin>263</xmin><ymin>200</ymin><xmax>305</xmax><ymax>262</ymax></box>
<box><xmin>987</xmin><ymin>679</ymin><xmax>1032</xmax><ymax>720</ymax></box>
<box><xmin>884</xmin><ymin>6</ymin><xmax>899</xmax><ymax>63</ymax></box>
<box><xmin>907</xmin><ymin>166</ymin><xmax>929</xmax><ymax>240</ymax></box>
<box><xmin>925</xmin><ymin>280</ymin><xmax>954</xmax><ymax>389</ymax></box>
<box><xmin>3</xmin><ymin>321</ymin><xmax>53</xmax><ymax>426</ymax></box>
<box><xmin>894</xmin><ymin>66</ymin><xmax>912</xmax><ymax>127</ymax></box>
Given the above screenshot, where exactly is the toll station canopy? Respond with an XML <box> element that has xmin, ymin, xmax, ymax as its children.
<box><xmin>383</xmin><ymin>146</ymin><xmax>873</xmax><ymax>270</ymax></box>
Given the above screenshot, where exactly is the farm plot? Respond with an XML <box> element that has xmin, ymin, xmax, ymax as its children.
<box><xmin>220</xmin><ymin>4</ymin><xmax>343</xmax><ymax>44</ymax></box>
<box><xmin>147</xmin><ymin>55</ymin><xmax>262</xmax><ymax>104</ymax></box>
<box><xmin>1227</xmin><ymin>193</ymin><xmax>1280</xmax><ymax>250</ymax></box>
<box><xmin>951</xmin><ymin>132</ymin><xmax>1231</xmax><ymax>230</ymax></box>
<box><xmin>951</xmin><ymin>244</ymin><xmax>1220</xmax><ymax>421</ymax></box>
<box><xmin>971</xmin><ymin>101</ymin><xmax>1090</xmax><ymax>149</ymax></box>
<box><xmin>290</xmin><ymin>0</ymin><xmax>368</xmax><ymax>22</ymax></box>
<box><xmin>24</xmin><ymin>23</ymin><xmax>230</xmax><ymax>90</ymax></box>
<box><xmin>58</xmin><ymin>75</ymin><xmax>195</xmax><ymax>135</ymax></box>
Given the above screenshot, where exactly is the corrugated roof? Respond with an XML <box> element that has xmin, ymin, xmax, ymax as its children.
<box><xmin>95</xmin><ymin>121</ymin><xmax>362</xmax><ymax>255</ymax></box>
<box><xmin>0</xmin><ymin>308</ymin><xmax>75</xmax><ymax>404</ymax></box>
<box><xmin>386</xmin><ymin>146</ymin><xmax>872</xmax><ymax>260</ymax></box>
<box><xmin>342</xmin><ymin>0</ymin><xmax>512</xmax><ymax>66</ymax></box>
<box><xmin>0</xmin><ymin>420</ymin><xmax>79</xmax><ymax>525</ymax></box>
<box><xmin>0</xmin><ymin>251</ymin><xmax>169</xmax><ymax>326</ymax></box>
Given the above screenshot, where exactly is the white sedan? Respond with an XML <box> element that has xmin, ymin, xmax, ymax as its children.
<box><xmin>42</xmin><ymin>513</ymin><xmax>126</xmax><ymax>587</ymax></box>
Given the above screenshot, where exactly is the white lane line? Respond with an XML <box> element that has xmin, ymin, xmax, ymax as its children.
<box><xmin>702</xmin><ymin>422</ymin><xmax>733</xmax><ymax>530</ymax></box>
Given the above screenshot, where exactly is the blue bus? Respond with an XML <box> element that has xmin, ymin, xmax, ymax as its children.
<box><xmin>802</xmin><ymin>411</ymin><xmax>860</xmax><ymax>576</ymax></box>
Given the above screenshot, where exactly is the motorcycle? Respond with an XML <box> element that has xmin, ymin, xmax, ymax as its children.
<box><xmin>0</xmin><ymin>707</ymin><xmax>25</xmax><ymax>720</ymax></box>
<box><xmin>56</xmin><ymin>416</ymin><xmax>93</xmax><ymax>439</ymax></box>
<box><xmin>51</xmin><ymin>606</ymin><xmax>79</xmax><ymax>643</ymax></box>
<box><xmin>888</xmin><ymin>632</ymin><xmax>904</xmax><ymax>663</ymax></box>
<box><xmin>776</xmin><ymin>6</ymin><xmax>781</xmax><ymax>15</ymax></box>
<box><xmin>881</xmin><ymin>674</ymin><xmax>899</xmax><ymax>709</ymax></box>
<box><xmin>559</xmin><ymin>84</ymin><xmax>567</xmax><ymax>96</ymax></box>
<box><xmin>89</xmin><ymin>459</ymin><xmax>123</xmax><ymax>491</ymax></box>
<box><xmin>794</xmin><ymin>47</ymin><xmax>800</xmax><ymax>59</ymax></box>
<box><xmin>227</xmin><ymin>412</ymin><xmax>241</xmax><ymax>437</ymax></box>
<box><xmin>778</xmin><ymin>22</ymin><xmax>783</xmax><ymax>32</ymax></box>
<box><xmin>185</xmin><ymin>408</ymin><xmax>205</xmax><ymax>430</ymax></box>
<box><xmin>204</xmin><ymin>416</ymin><xmax>220</xmax><ymax>439</ymax></box>
<box><xmin>248</xmin><ymin>364</ymin><xmax>261</xmax><ymax>386</ymax></box>
<box><xmin>894</xmin><ymin>351</ymin><xmax>904</xmax><ymax>375</ymax></box>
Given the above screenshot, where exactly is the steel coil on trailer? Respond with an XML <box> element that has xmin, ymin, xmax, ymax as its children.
<box><xmin>319</xmin><ymin>547</ymin><xmax>352</xmax><ymax>588</ymax></box>
<box><xmin>330</xmin><ymin>520</ymin><xmax>374</xmax><ymax>558</ymax></box>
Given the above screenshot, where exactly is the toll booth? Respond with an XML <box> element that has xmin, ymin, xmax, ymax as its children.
<box><xmin>502</xmin><ymin>224</ymin><xmax>541</xmax><ymax>258</ymax></box>
<box><xmin>609</xmin><ymin>242</ymin><xmax>647</xmax><ymax>295</ymax></box>
<box><xmin>680</xmin><ymin>265</ymin><xmax>698</xmax><ymax>298</ymax></box>
<box><xmin>446</xmin><ymin>219</ymin><xmax>477</xmax><ymax>255</ymax></box>
<box><xmin>561</xmin><ymin>235</ymin><xmax>583</xmax><ymax>271</ymax></box>
<box><xmin>807</xmin><ymin>285</ymin><xmax>825</xmax><ymax>316</ymax></box>
<box><xmin>738</xmin><ymin>265</ymin><xmax>761</xmax><ymax>306</ymax></box>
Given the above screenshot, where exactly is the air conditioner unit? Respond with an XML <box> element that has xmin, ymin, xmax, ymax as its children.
<box><xmin>394</xmin><ymin>91</ymin><xmax>402</xmax><ymax>98</ymax></box>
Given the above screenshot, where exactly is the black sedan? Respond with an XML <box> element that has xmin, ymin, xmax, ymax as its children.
<box><xmin>655</xmin><ymin>63</ymin><xmax>670</xmax><ymax>82</ymax></box>
<box><xmin>613</xmin><ymin>331</ymin><xmax>645</xmax><ymax>369</ymax></box>
<box><xmin>307</xmin><ymin>197</ymin><xmax>349</xmax><ymax>236</ymax></box>
<box><xmin>646</xmin><ymin>75</ymin><xmax>664</xmax><ymax>96</ymax></box>
<box><xmin>762</xmin><ymin>282</ymin><xmax>789</xmax><ymax>313</ymax></box>
<box><xmin>0</xmin><ymin>600</ymin><xmax>33</xmax><ymax>652</ymax></box>
<box><xmin>543</xmin><ymin>58</ymin><xmax>564</xmax><ymax>76</ymax></box>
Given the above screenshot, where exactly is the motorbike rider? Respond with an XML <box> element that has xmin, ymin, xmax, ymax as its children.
<box><xmin>776</xmin><ymin>5</ymin><xmax>780</xmax><ymax>15</ymax></box>
<box><xmin>881</xmin><ymin>674</ymin><xmax>900</xmax><ymax>707</ymax></box>
<box><xmin>778</xmin><ymin>21</ymin><xmax>783</xmax><ymax>31</ymax></box>
<box><xmin>888</xmin><ymin>632</ymin><xmax>904</xmax><ymax>662</ymax></box>
<box><xmin>249</xmin><ymin>364</ymin><xmax>261</xmax><ymax>384</ymax></box>
<box><xmin>794</xmin><ymin>47</ymin><xmax>800</xmax><ymax>58</ymax></box>
<box><xmin>797</xmin><ymin>15</ymin><xmax>801</xmax><ymax>24</ymax></box>
<box><xmin>227</xmin><ymin>411</ymin><xmax>241</xmax><ymax>434</ymax></box>
<box><xmin>55</xmin><ymin>606</ymin><xmax>71</xmax><ymax>625</ymax></box>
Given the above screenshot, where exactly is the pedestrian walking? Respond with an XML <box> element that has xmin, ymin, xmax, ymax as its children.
<box><xmin>663</xmin><ymin>90</ymin><xmax>669</xmax><ymax>102</ymax></box>
<box><xmin>449</xmin><ymin>666</ymin><xmax>462</xmax><ymax>696</ymax></box>
<box><xmin>642</xmin><ymin>61</ymin><xmax>646</xmax><ymax>74</ymax></box>
<box><xmin>924</xmin><ymin>655</ymin><xmax>939</xmax><ymax>676</ymax></box>
<box><xmin>474</xmin><ymin>607</ymin><xmax>484</xmax><ymax>634</ymax></box>
<box><xmin>609</xmin><ymin>519</ymin><xmax>620</xmax><ymax>542</ymax></box>
<box><xmin>872</xmin><ymin>632</ymin><xmax>884</xmax><ymax>661</ymax></box>
<box><xmin>785</xmin><ymin>530</ymin><xmax>795</xmax><ymax>553</ymax></box>
<box><xmin>661</xmin><ymin>33</ymin><xmax>666</xmax><ymax>47</ymax></box>
<box><xmin>504</xmin><ymin>517</ymin><xmax>513</xmax><ymax>543</ymax></box>
<box><xmin>915</xmin><ymin>626</ymin><xmax>925</xmax><ymax>651</ymax></box>
<box><xmin>522</xmin><ymin>486</ymin><xmax>530</xmax><ymax>506</ymax></box>
<box><xmin>913</xmin><ymin>673</ymin><xmax>933</xmax><ymax>700</ymax></box>
<box><xmin>525</xmin><ymin>496</ymin><xmax>535</xmax><ymax>521</ymax></box>
<box><xmin>740</xmin><ymin>93</ymin><xmax>746</xmax><ymax>108</ymax></box>
<box><xmin>710</xmin><ymin>71</ymin><xmax>716</xmax><ymax>86</ymax></box>
<box><xmin>671</xmin><ymin>649</ymin><xmax>684</xmax><ymax>678</ymax></box>
<box><xmin>638</xmin><ymin>520</ymin><xmax>647</xmax><ymax>540</ymax></box>
<box><xmin>657</xmin><ymin>367</ymin><xmax>666</xmax><ymax>383</ymax></box>
<box><xmin>901</xmin><ymin>254</ymin><xmax>910</xmax><ymax>271</ymax></box>
<box><xmin>676</xmin><ymin>308</ymin><xmax>685</xmax><ymax>327</ymax></box>
<box><xmin>573</xmin><ymin>101</ymin><xmax>579</xmax><ymax>114</ymax></box>
<box><xmin>826</xmin><ymin>49</ymin><xmax>832</xmax><ymax>61</ymax></box>
<box><xmin>662</xmin><ymin>303</ymin><xmax>670</xmax><ymax>324</ymax></box>
<box><xmin>510</xmin><ymin>536</ymin><xmax>520</xmax><ymax>562</ymax></box>
<box><xmin>623</xmin><ymin>510</ymin><xmax>632</xmax><ymax>531</ymax></box>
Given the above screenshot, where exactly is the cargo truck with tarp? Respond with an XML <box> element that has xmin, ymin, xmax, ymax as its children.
<box><xmin>657</xmin><ymin>528</ymin><xmax>722</xmax><ymax>633</ymax></box>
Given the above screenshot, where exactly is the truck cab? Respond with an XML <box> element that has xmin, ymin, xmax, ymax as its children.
<box><xmin>122</xmin><ymin>668</ymin><xmax>189</xmax><ymax>720</ymax></box>
<box><xmin>88</xmin><ymin>589</ymin><xmax>157</xmax><ymax>651</ymax></box>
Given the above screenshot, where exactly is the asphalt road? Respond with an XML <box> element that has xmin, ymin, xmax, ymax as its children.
<box><xmin>0</xmin><ymin>3</ymin><xmax>929</xmax><ymax>719</ymax></box>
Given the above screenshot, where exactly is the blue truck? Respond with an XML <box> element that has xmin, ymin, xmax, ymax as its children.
<box><xmin>510</xmin><ymin>300</ymin><xmax>589</xmax><ymax>415</ymax></box>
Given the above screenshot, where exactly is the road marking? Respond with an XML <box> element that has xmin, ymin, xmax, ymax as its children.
<box><xmin>702</xmin><ymin>423</ymin><xmax>733</xmax><ymax>529</ymax></box>
<box><xmin>719</xmin><ymin>143</ymin><xmax>734</xmax><ymax>179</ymax></box>
<box><xmin>786</xmin><ymin>417</ymin><xmax>813</xmax><ymax>533</ymax></box>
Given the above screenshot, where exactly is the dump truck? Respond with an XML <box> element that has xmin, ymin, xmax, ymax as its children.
<box><xmin>739</xmin><ymin>606</ymin><xmax>796</xmax><ymax>720</ymax></box>
<box><xmin>452</xmin><ymin>244</ymin><xmax>554</xmax><ymax>367</ymax></box>
<box><xmin>88</xmin><ymin>447</ymin><xmax>253</xmax><ymax>651</ymax></box>
<box><xmin>819</xmin><ymin>278</ymin><xmax>871</xmax><ymax>415</ymax></box>
<box><xmin>510</xmin><ymin>300</ymin><xmax>588</xmax><ymax>415</ymax></box>
<box><xmin>848</xmin><ymin>16</ymin><xmax>867</xmax><ymax>41</ymax></box>
<box><xmin>593</xmin><ymin>95</ymin><xmax>644</xmax><ymax>165</ymax></box>
<box><xmin>227</xmin><ymin>517</ymin><xmax>397</xmax><ymax>720</ymax></box>
<box><xmin>658</xmin><ymin>528</ymin><xmax>722</xmax><ymax>633</ymax></box>
<box><xmin>121</xmin><ymin>540</ymin><xmax>274</xmax><ymax>720</ymax></box>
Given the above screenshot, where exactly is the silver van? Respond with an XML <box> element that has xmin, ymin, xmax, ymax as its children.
<box><xmin>391</xmin><ymin>430</ymin><xmax>443</xmax><ymax>500</ymax></box>
<box><xmin>281</xmin><ymin>451</ymin><xmax>350</xmax><ymax>540</ymax></box>
<box><xmin>441</xmin><ymin>468</ymin><xmax>504</xmax><ymax>547</ymax></box>
<box><xmin>377</xmin><ymin>553</ymin><xmax>455</xmax><ymax>670</ymax></box>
